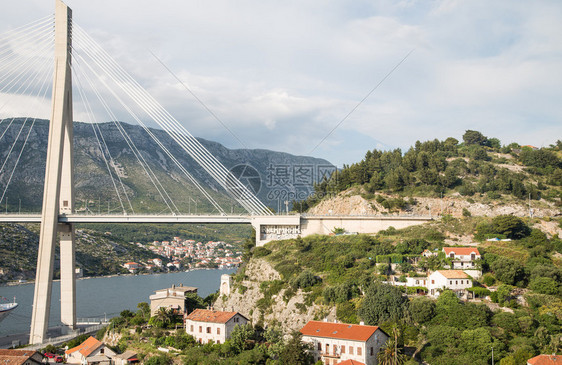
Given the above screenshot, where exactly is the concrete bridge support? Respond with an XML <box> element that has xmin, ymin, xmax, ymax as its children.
<box><xmin>30</xmin><ymin>0</ymin><xmax>75</xmax><ymax>344</ymax></box>
<box><xmin>252</xmin><ymin>215</ymin><xmax>433</xmax><ymax>246</ymax></box>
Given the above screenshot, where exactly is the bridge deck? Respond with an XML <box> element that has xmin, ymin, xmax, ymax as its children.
<box><xmin>0</xmin><ymin>214</ymin><xmax>253</xmax><ymax>224</ymax></box>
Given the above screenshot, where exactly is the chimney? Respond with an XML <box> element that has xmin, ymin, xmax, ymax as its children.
<box><xmin>360</xmin><ymin>321</ymin><xmax>364</xmax><ymax>325</ymax></box>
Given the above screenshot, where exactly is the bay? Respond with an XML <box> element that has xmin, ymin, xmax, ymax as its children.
<box><xmin>0</xmin><ymin>268</ymin><xmax>235</xmax><ymax>337</ymax></box>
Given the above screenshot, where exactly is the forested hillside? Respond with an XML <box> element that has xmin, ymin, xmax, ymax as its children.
<box><xmin>295</xmin><ymin>131</ymin><xmax>562</xmax><ymax>213</ymax></box>
<box><xmin>222</xmin><ymin>215</ymin><xmax>562</xmax><ymax>364</ymax></box>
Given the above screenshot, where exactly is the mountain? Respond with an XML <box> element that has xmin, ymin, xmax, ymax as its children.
<box><xmin>0</xmin><ymin>118</ymin><xmax>333</xmax><ymax>214</ymax></box>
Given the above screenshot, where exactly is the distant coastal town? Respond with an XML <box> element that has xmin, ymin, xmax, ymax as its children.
<box><xmin>122</xmin><ymin>237</ymin><xmax>243</xmax><ymax>274</ymax></box>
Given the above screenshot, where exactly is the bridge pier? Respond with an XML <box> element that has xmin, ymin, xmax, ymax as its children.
<box><xmin>30</xmin><ymin>0</ymin><xmax>75</xmax><ymax>344</ymax></box>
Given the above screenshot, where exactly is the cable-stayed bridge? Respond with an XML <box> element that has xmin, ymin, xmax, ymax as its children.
<box><xmin>0</xmin><ymin>1</ymin><xmax>431</xmax><ymax>344</ymax></box>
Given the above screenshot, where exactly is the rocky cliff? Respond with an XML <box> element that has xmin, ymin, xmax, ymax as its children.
<box><xmin>214</xmin><ymin>258</ymin><xmax>335</xmax><ymax>333</ymax></box>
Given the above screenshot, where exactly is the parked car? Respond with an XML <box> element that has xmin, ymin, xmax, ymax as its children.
<box><xmin>43</xmin><ymin>352</ymin><xmax>63</xmax><ymax>363</ymax></box>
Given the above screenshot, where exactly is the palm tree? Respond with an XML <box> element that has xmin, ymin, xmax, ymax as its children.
<box><xmin>378</xmin><ymin>328</ymin><xmax>408</xmax><ymax>365</ymax></box>
<box><xmin>154</xmin><ymin>307</ymin><xmax>172</xmax><ymax>328</ymax></box>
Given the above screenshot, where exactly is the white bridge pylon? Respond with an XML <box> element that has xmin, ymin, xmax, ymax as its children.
<box><xmin>26</xmin><ymin>0</ymin><xmax>270</xmax><ymax>344</ymax></box>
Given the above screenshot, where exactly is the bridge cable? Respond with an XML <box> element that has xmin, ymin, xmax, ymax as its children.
<box><xmin>72</xmin><ymin>29</ymin><xmax>230</xmax><ymax>214</ymax></box>
<box><xmin>0</xmin><ymin>29</ymin><xmax>54</xmax><ymax>116</ymax></box>
<box><xmin>72</xmin><ymin>53</ymin><xmax>181</xmax><ymax>215</ymax></box>
<box><xmin>0</xmin><ymin>23</ymin><xmax>53</xmax><ymax>84</ymax></box>
<box><xmin>71</xmin><ymin>41</ymin><xmax>225</xmax><ymax>215</ymax></box>
<box><xmin>71</xmin><ymin>54</ymin><xmax>177</xmax><ymax>215</ymax></box>
<box><xmin>0</xmin><ymin>14</ymin><xmax>53</xmax><ymax>44</ymax></box>
<box><xmin>0</xmin><ymin>54</ymin><xmax>53</xmax><ymax>180</ymax></box>
<box><xmin>73</xmin><ymin>25</ymin><xmax>270</xmax><ymax>215</ymax></box>
<box><xmin>72</xmin><ymin>65</ymin><xmax>129</xmax><ymax>214</ymax></box>
<box><xmin>72</xmin><ymin>32</ymin><xmax>227</xmax><ymax>215</ymax></box>
<box><xmin>0</xmin><ymin>17</ymin><xmax>53</xmax><ymax>62</ymax></box>
<box><xmin>72</xmin><ymin>47</ymin><xmax>181</xmax><ymax>215</ymax></box>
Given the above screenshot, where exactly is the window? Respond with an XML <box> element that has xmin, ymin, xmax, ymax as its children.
<box><xmin>199</xmin><ymin>326</ymin><xmax>202</xmax><ymax>333</ymax></box>
<box><xmin>450</xmin><ymin>281</ymin><xmax>452</xmax><ymax>285</ymax></box>
<box><xmin>450</xmin><ymin>253</ymin><xmax>454</xmax><ymax>258</ymax></box>
<box><xmin>63</xmin><ymin>200</ymin><xmax>68</xmax><ymax>207</ymax></box>
<box><xmin>341</xmin><ymin>346</ymin><xmax>345</xmax><ymax>354</ymax></box>
<box><xmin>471</xmin><ymin>253</ymin><xmax>475</xmax><ymax>260</ymax></box>
<box><xmin>206</xmin><ymin>327</ymin><xmax>211</xmax><ymax>334</ymax></box>
<box><xmin>190</xmin><ymin>325</ymin><xmax>193</xmax><ymax>332</ymax></box>
<box><xmin>358</xmin><ymin>347</ymin><xmax>362</xmax><ymax>356</ymax></box>
<box><xmin>217</xmin><ymin>340</ymin><xmax>220</xmax><ymax>344</ymax></box>
<box><xmin>349</xmin><ymin>346</ymin><xmax>354</xmax><ymax>355</ymax></box>
<box><xmin>370</xmin><ymin>347</ymin><xmax>374</xmax><ymax>356</ymax></box>
<box><xmin>217</xmin><ymin>328</ymin><xmax>220</xmax><ymax>335</ymax></box>
<box><xmin>431</xmin><ymin>280</ymin><xmax>435</xmax><ymax>284</ymax></box>
<box><xmin>318</xmin><ymin>342</ymin><xmax>321</xmax><ymax>351</ymax></box>
<box><xmin>326</xmin><ymin>344</ymin><xmax>329</xmax><ymax>353</ymax></box>
<box><xmin>416</xmin><ymin>280</ymin><xmax>419</xmax><ymax>285</ymax></box>
<box><xmin>456</xmin><ymin>280</ymin><xmax>458</xmax><ymax>285</ymax></box>
<box><xmin>100</xmin><ymin>349</ymin><xmax>104</xmax><ymax>354</ymax></box>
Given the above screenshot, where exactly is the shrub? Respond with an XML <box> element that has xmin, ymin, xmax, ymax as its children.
<box><xmin>481</xmin><ymin>273</ymin><xmax>496</xmax><ymax>286</ymax></box>
<box><xmin>529</xmin><ymin>277</ymin><xmax>560</xmax><ymax>295</ymax></box>
<box><xmin>253</xmin><ymin>247</ymin><xmax>271</xmax><ymax>258</ymax></box>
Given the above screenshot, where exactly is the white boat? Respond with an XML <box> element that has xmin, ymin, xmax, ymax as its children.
<box><xmin>0</xmin><ymin>298</ymin><xmax>18</xmax><ymax>323</ymax></box>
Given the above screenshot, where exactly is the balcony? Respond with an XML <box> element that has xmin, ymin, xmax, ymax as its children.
<box><xmin>320</xmin><ymin>351</ymin><xmax>341</xmax><ymax>359</ymax></box>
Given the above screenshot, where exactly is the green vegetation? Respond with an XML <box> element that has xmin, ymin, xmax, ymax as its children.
<box><xmin>70</xmin><ymin>300</ymin><xmax>315</xmax><ymax>365</ymax></box>
<box><xmin>294</xmin><ymin>131</ymin><xmax>562</xmax><ymax>211</ymax></box>
<box><xmin>248</xmin><ymin>213</ymin><xmax>561</xmax><ymax>364</ymax></box>
<box><xmin>81</xmin><ymin>223</ymin><xmax>252</xmax><ymax>244</ymax></box>
<box><xmin>0</xmin><ymin>223</ymin><xmax>172</xmax><ymax>281</ymax></box>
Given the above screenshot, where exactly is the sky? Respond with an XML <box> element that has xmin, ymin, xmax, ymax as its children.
<box><xmin>1</xmin><ymin>0</ymin><xmax>561</xmax><ymax>166</ymax></box>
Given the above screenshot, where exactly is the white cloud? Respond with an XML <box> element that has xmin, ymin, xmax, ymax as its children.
<box><xmin>0</xmin><ymin>0</ymin><xmax>561</xmax><ymax>166</ymax></box>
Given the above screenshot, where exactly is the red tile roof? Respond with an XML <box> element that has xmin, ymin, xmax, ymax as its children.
<box><xmin>443</xmin><ymin>247</ymin><xmax>480</xmax><ymax>256</ymax></box>
<box><xmin>436</xmin><ymin>270</ymin><xmax>470</xmax><ymax>279</ymax></box>
<box><xmin>300</xmin><ymin>321</ymin><xmax>386</xmax><ymax>342</ymax></box>
<box><xmin>527</xmin><ymin>354</ymin><xmax>562</xmax><ymax>365</ymax></box>
<box><xmin>336</xmin><ymin>360</ymin><xmax>365</xmax><ymax>365</ymax></box>
<box><xmin>65</xmin><ymin>336</ymin><xmax>103</xmax><ymax>357</ymax></box>
<box><xmin>0</xmin><ymin>350</ymin><xmax>41</xmax><ymax>365</ymax></box>
<box><xmin>185</xmin><ymin>309</ymin><xmax>246</xmax><ymax>324</ymax></box>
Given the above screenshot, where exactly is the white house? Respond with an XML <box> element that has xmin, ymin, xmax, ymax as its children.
<box><xmin>300</xmin><ymin>321</ymin><xmax>389</xmax><ymax>365</ymax></box>
<box><xmin>149</xmin><ymin>284</ymin><xmax>198</xmax><ymax>316</ymax></box>
<box><xmin>113</xmin><ymin>351</ymin><xmax>138</xmax><ymax>365</ymax></box>
<box><xmin>427</xmin><ymin>270</ymin><xmax>472</xmax><ymax>298</ymax></box>
<box><xmin>422</xmin><ymin>249</ymin><xmax>437</xmax><ymax>257</ymax></box>
<box><xmin>185</xmin><ymin>309</ymin><xmax>249</xmax><ymax>344</ymax></box>
<box><xmin>65</xmin><ymin>336</ymin><xmax>116</xmax><ymax>365</ymax></box>
<box><xmin>123</xmin><ymin>262</ymin><xmax>140</xmax><ymax>274</ymax></box>
<box><xmin>443</xmin><ymin>247</ymin><xmax>480</xmax><ymax>269</ymax></box>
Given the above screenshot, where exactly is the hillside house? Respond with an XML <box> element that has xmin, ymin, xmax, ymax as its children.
<box><xmin>527</xmin><ymin>354</ymin><xmax>562</xmax><ymax>364</ymax></box>
<box><xmin>185</xmin><ymin>309</ymin><xmax>248</xmax><ymax>344</ymax></box>
<box><xmin>428</xmin><ymin>270</ymin><xmax>472</xmax><ymax>298</ymax></box>
<box><xmin>113</xmin><ymin>351</ymin><xmax>138</xmax><ymax>365</ymax></box>
<box><xmin>0</xmin><ymin>350</ymin><xmax>43</xmax><ymax>365</ymax></box>
<box><xmin>300</xmin><ymin>321</ymin><xmax>389</xmax><ymax>365</ymax></box>
<box><xmin>422</xmin><ymin>249</ymin><xmax>437</xmax><ymax>257</ymax></box>
<box><xmin>123</xmin><ymin>262</ymin><xmax>140</xmax><ymax>274</ymax></box>
<box><xmin>443</xmin><ymin>247</ymin><xmax>480</xmax><ymax>269</ymax></box>
<box><xmin>65</xmin><ymin>336</ymin><xmax>116</xmax><ymax>365</ymax></box>
<box><xmin>149</xmin><ymin>284</ymin><xmax>198</xmax><ymax>315</ymax></box>
<box><xmin>335</xmin><ymin>360</ymin><xmax>366</xmax><ymax>365</ymax></box>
